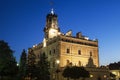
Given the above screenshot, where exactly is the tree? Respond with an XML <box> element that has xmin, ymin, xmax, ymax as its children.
<box><xmin>0</xmin><ymin>40</ymin><xmax>18</xmax><ymax>80</ymax></box>
<box><xmin>62</xmin><ymin>66</ymin><xmax>89</xmax><ymax>80</ymax></box>
<box><xmin>18</xmin><ymin>49</ymin><xmax>27</xmax><ymax>79</ymax></box>
<box><xmin>26</xmin><ymin>48</ymin><xmax>37</xmax><ymax>80</ymax></box>
<box><xmin>37</xmin><ymin>53</ymin><xmax>50</xmax><ymax>80</ymax></box>
<box><xmin>70</xmin><ymin>66</ymin><xmax>82</xmax><ymax>80</ymax></box>
<box><xmin>62</xmin><ymin>66</ymin><xmax>71</xmax><ymax>80</ymax></box>
<box><xmin>78</xmin><ymin>67</ymin><xmax>89</xmax><ymax>80</ymax></box>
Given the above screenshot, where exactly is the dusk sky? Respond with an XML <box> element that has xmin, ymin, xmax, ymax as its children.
<box><xmin>0</xmin><ymin>0</ymin><xmax>120</xmax><ymax>65</ymax></box>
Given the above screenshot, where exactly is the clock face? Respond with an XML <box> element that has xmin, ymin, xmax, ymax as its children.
<box><xmin>49</xmin><ymin>29</ymin><xmax>58</xmax><ymax>38</ymax></box>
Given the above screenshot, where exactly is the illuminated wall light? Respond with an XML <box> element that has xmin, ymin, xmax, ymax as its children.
<box><xmin>43</xmin><ymin>38</ymin><xmax>46</xmax><ymax>47</ymax></box>
<box><xmin>104</xmin><ymin>75</ymin><xmax>107</xmax><ymax>78</ymax></box>
<box><xmin>56</xmin><ymin>60</ymin><xmax>60</xmax><ymax>64</ymax></box>
<box><xmin>17</xmin><ymin>63</ymin><xmax>19</xmax><ymax>66</ymax></box>
<box><xmin>90</xmin><ymin>74</ymin><xmax>93</xmax><ymax>78</ymax></box>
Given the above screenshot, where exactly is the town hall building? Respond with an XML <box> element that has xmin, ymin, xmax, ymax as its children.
<box><xmin>28</xmin><ymin>9</ymin><xmax>110</xmax><ymax>80</ymax></box>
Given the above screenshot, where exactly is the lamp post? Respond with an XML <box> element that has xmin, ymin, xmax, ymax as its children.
<box><xmin>56</xmin><ymin>60</ymin><xmax>60</xmax><ymax>80</ymax></box>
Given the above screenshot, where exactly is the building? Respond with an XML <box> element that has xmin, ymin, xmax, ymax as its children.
<box><xmin>29</xmin><ymin>9</ymin><xmax>110</xmax><ymax>80</ymax></box>
<box><xmin>110</xmin><ymin>70</ymin><xmax>120</xmax><ymax>80</ymax></box>
<box><xmin>109</xmin><ymin>62</ymin><xmax>120</xmax><ymax>80</ymax></box>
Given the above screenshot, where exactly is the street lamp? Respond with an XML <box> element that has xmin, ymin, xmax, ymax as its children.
<box><xmin>56</xmin><ymin>60</ymin><xmax>60</xmax><ymax>80</ymax></box>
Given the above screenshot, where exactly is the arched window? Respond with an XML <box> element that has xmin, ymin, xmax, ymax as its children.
<box><xmin>78</xmin><ymin>50</ymin><xmax>81</xmax><ymax>55</ymax></box>
<box><xmin>53</xmin><ymin>49</ymin><xmax>55</xmax><ymax>54</ymax></box>
<box><xmin>66</xmin><ymin>48</ymin><xmax>70</xmax><ymax>53</ymax></box>
<box><xmin>49</xmin><ymin>50</ymin><xmax>51</xmax><ymax>55</ymax></box>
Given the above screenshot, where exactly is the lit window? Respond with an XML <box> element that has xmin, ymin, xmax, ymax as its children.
<box><xmin>66</xmin><ymin>48</ymin><xmax>70</xmax><ymax>53</ymax></box>
<box><xmin>78</xmin><ymin>50</ymin><xmax>81</xmax><ymax>55</ymax></box>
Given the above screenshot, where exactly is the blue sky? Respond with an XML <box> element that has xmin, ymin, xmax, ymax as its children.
<box><xmin>0</xmin><ymin>0</ymin><xmax>120</xmax><ymax>65</ymax></box>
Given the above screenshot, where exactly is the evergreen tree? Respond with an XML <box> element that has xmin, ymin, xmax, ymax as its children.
<box><xmin>0</xmin><ymin>40</ymin><xmax>18</xmax><ymax>80</ymax></box>
<box><xmin>37</xmin><ymin>53</ymin><xmax>50</xmax><ymax>80</ymax></box>
<box><xmin>19</xmin><ymin>49</ymin><xmax>27</xmax><ymax>79</ymax></box>
<box><xmin>27</xmin><ymin>48</ymin><xmax>36</xmax><ymax>80</ymax></box>
<box><xmin>62</xmin><ymin>66</ymin><xmax>71</xmax><ymax>80</ymax></box>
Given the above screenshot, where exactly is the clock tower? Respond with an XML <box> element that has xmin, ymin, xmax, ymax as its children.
<box><xmin>44</xmin><ymin>9</ymin><xmax>60</xmax><ymax>39</ymax></box>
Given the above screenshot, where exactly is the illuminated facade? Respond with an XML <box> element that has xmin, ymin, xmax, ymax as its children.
<box><xmin>29</xmin><ymin>9</ymin><xmax>110</xmax><ymax>80</ymax></box>
<box><xmin>31</xmin><ymin>9</ymin><xmax>99</xmax><ymax>67</ymax></box>
<box><xmin>110</xmin><ymin>70</ymin><xmax>120</xmax><ymax>80</ymax></box>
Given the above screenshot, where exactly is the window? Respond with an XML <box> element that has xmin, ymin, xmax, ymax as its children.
<box><xmin>53</xmin><ymin>61</ymin><xmax>55</xmax><ymax>67</ymax></box>
<box><xmin>66</xmin><ymin>48</ymin><xmax>70</xmax><ymax>53</ymax></box>
<box><xmin>78</xmin><ymin>50</ymin><xmax>81</xmax><ymax>55</ymax></box>
<box><xmin>53</xmin><ymin>49</ymin><xmax>55</xmax><ymax>53</ymax></box>
<box><xmin>49</xmin><ymin>50</ymin><xmax>51</xmax><ymax>55</ymax></box>
<box><xmin>38</xmin><ymin>54</ymin><xmax>39</xmax><ymax>58</ymax></box>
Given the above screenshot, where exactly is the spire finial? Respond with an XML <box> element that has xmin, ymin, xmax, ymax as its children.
<box><xmin>51</xmin><ymin>8</ymin><xmax>54</xmax><ymax>14</ymax></box>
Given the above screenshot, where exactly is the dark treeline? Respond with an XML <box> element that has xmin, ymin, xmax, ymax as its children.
<box><xmin>1</xmin><ymin>40</ymin><xmax>118</xmax><ymax>80</ymax></box>
<box><xmin>108</xmin><ymin>61</ymin><xmax>120</xmax><ymax>70</ymax></box>
<box><xmin>0</xmin><ymin>40</ymin><xmax>50</xmax><ymax>80</ymax></box>
<box><xmin>0</xmin><ymin>40</ymin><xmax>18</xmax><ymax>80</ymax></box>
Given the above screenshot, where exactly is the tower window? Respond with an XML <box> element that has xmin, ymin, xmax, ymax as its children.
<box><xmin>78</xmin><ymin>50</ymin><xmax>81</xmax><ymax>55</ymax></box>
<box><xmin>66</xmin><ymin>48</ymin><xmax>70</xmax><ymax>53</ymax></box>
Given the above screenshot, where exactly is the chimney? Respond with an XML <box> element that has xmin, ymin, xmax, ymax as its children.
<box><xmin>76</xmin><ymin>32</ymin><xmax>82</xmax><ymax>38</ymax></box>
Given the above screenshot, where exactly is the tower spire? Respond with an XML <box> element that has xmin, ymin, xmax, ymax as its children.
<box><xmin>51</xmin><ymin>8</ymin><xmax>54</xmax><ymax>14</ymax></box>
